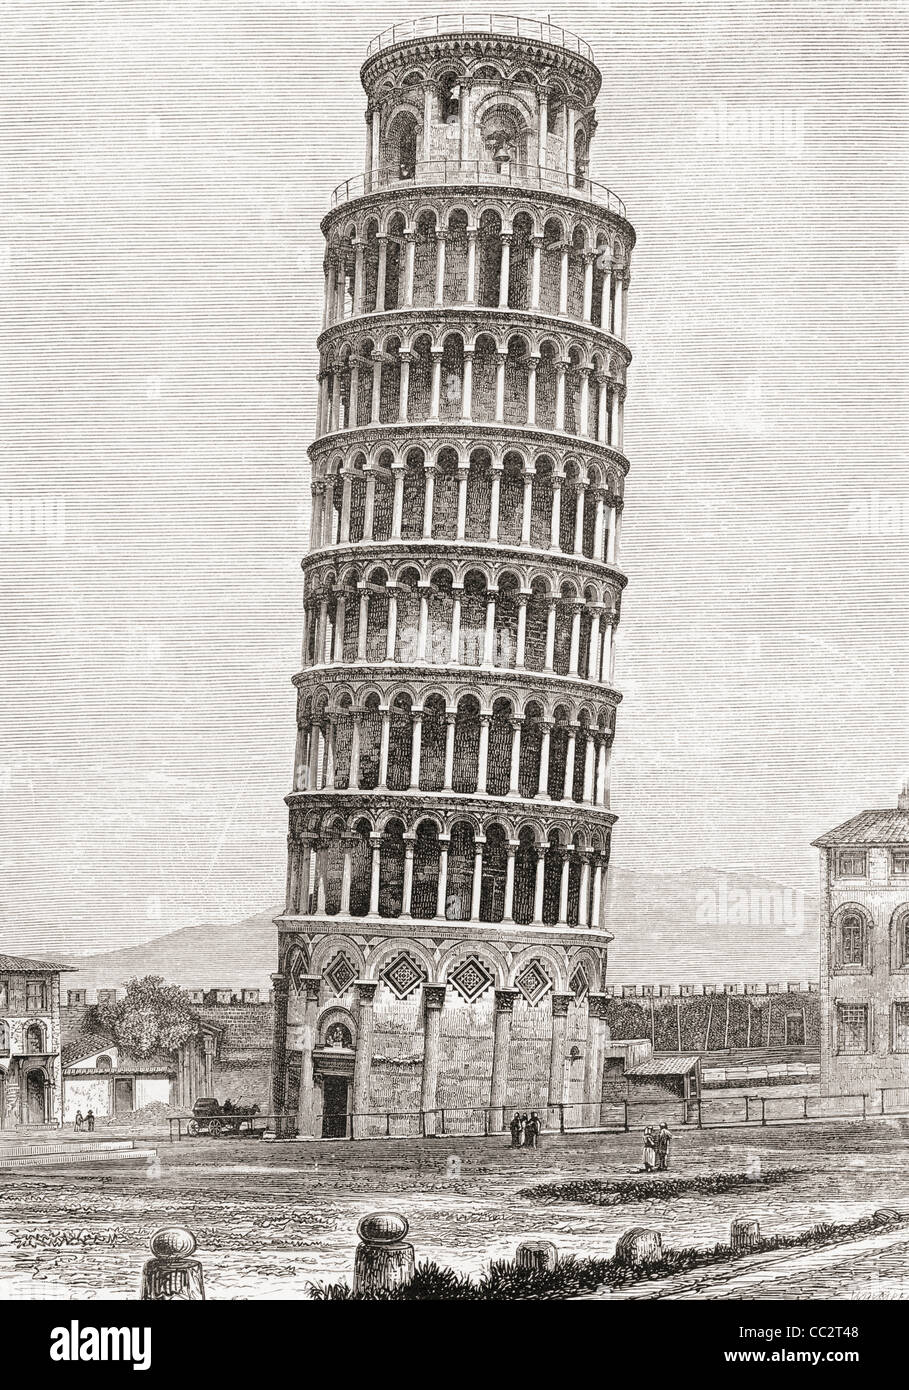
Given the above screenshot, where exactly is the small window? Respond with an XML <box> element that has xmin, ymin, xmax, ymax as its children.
<box><xmin>836</xmin><ymin>850</ymin><xmax>866</xmax><ymax>878</ymax></box>
<box><xmin>893</xmin><ymin>1002</ymin><xmax>909</xmax><ymax>1052</ymax></box>
<box><xmin>26</xmin><ymin>980</ymin><xmax>47</xmax><ymax>1012</ymax></box>
<box><xmin>893</xmin><ymin>849</ymin><xmax>909</xmax><ymax>875</ymax></box>
<box><xmin>836</xmin><ymin>1003</ymin><xmax>869</xmax><ymax>1054</ymax></box>
<box><xmin>839</xmin><ymin>913</ymin><xmax>866</xmax><ymax>967</ymax></box>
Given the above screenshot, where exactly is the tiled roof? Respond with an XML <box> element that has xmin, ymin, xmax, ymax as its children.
<box><xmin>811</xmin><ymin>809</ymin><xmax>909</xmax><ymax>847</ymax></box>
<box><xmin>62</xmin><ymin>1037</ymin><xmax>175</xmax><ymax>1074</ymax></box>
<box><xmin>0</xmin><ymin>952</ymin><xmax>75</xmax><ymax>973</ymax></box>
<box><xmin>61</xmin><ymin>1037</ymin><xmax>113</xmax><ymax>1068</ymax></box>
<box><xmin>625</xmin><ymin>1055</ymin><xmax>701</xmax><ymax>1077</ymax></box>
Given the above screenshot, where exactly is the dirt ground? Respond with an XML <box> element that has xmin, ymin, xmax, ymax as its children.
<box><xmin>2</xmin><ymin>1117</ymin><xmax>908</xmax><ymax>1299</ymax></box>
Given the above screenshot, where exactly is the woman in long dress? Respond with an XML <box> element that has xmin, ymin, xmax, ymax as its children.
<box><xmin>642</xmin><ymin>1126</ymin><xmax>657</xmax><ymax>1171</ymax></box>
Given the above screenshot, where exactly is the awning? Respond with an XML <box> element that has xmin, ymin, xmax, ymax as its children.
<box><xmin>625</xmin><ymin>1055</ymin><xmax>701</xmax><ymax>1077</ymax></box>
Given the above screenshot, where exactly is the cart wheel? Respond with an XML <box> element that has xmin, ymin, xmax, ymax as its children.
<box><xmin>186</xmin><ymin>1119</ymin><xmax>199</xmax><ymax>1137</ymax></box>
<box><xmin>209</xmin><ymin>1119</ymin><xmax>223</xmax><ymax>1138</ymax></box>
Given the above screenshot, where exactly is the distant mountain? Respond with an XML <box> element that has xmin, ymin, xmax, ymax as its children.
<box><xmin>47</xmin><ymin>866</ymin><xmax>819</xmax><ymax>996</ymax></box>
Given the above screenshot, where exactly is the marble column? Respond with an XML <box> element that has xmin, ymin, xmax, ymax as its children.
<box><xmin>269</xmin><ymin>972</ymin><xmax>290</xmax><ymax>1130</ymax></box>
<box><xmin>582</xmin><ymin>993</ymin><xmax>611</xmax><ymax>1123</ymax></box>
<box><xmin>548</xmin><ymin>993</ymin><xmax>573</xmax><ymax>1109</ymax></box>
<box><xmin>420</xmin><ymin>984</ymin><xmax>447</xmax><ymax>1136</ymax></box>
<box><xmin>296</xmin><ymin>975</ymin><xmax>322</xmax><ymax>1139</ymax></box>
<box><xmin>352</xmin><ymin>981</ymin><xmax>378</xmax><ymax>1140</ymax></box>
<box><xmin>488</xmin><ymin>989</ymin><xmax>519</xmax><ymax>1132</ymax></box>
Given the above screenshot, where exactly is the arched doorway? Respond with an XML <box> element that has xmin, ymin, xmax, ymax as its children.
<box><xmin>25</xmin><ymin>1068</ymin><xmax>47</xmax><ymax>1126</ymax></box>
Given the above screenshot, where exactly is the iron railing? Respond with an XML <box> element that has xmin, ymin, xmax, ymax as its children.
<box><xmin>169</xmin><ymin>1089</ymin><xmax>909</xmax><ymax>1142</ymax></box>
<box><xmin>365</xmin><ymin>14</ymin><xmax>595</xmax><ymax>61</ymax></box>
<box><xmin>330</xmin><ymin>159</ymin><xmax>626</xmax><ymax>217</ymax></box>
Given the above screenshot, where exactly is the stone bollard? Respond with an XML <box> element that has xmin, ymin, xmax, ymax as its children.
<box><xmin>730</xmin><ymin>1217</ymin><xmax>761</xmax><ymax>1252</ymax></box>
<box><xmin>140</xmin><ymin>1227</ymin><xmax>205</xmax><ymax>1300</ymax></box>
<box><xmin>516</xmin><ymin>1239</ymin><xmax>558</xmax><ymax>1273</ymax></box>
<box><xmin>353</xmin><ymin>1212</ymin><xmax>415</xmax><ymax>1296</ymax></box>
<box><xmin>615</xmin><ymin>1227</ymin><xmax>663</xmax><ymax>1269</ymax></box>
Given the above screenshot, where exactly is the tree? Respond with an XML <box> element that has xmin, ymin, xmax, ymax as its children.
<box><xmin>85</xmin><ymin>976</ymin><xmax>200</xmax><ymax>1059</ymax></box>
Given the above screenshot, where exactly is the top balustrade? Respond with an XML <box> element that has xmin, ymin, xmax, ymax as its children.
<box><xmin>365</xmin><ymin>13</ymin><xmax>595</xmax><ymax>60</ymax></box>
<box><xmin>330</xmin><ymin>159</ymin><xmax>626</xmax><ymax>218</ymax></box>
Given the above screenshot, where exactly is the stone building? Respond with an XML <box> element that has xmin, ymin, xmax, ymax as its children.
<box><xmin>0</xmin><ymin>953</ymin><xmax>71</xmax><ymax>1127</ymax></box>
<box><xmin>271</xmin><ymin>15</ymin><xmax>635</xmax><ymax>1138</ymax></box>
<box><xmin>814</xmin><ymin>784</ymin><xmax>909</xmax><ymax>1096</ymax></box>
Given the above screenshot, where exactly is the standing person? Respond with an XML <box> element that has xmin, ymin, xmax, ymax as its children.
<box><xmin>85</xmin><ymin>1109</ymin><xmax>95</xmax><ymax>1133</ymax></box>
<box><xmin>656</xmin><ymin>1123</ymin><xmax>672</xmax><ymax>1171</ymax></box>
<box><xmin>527</xmin><ymin>1111</ymin><xmax>542</xmax><ymax>1149</ymax></box>
<box><xmin>642</xmin><ymin>1125</ymin><xmax>656</xmax><ymax>1171</ymax></box>
<box><xmin>509</xmin><ymin>1112</ymin><xmax>522</xmax><ymax>1148</ymax></box>
<box><xmin>74</xmin><ymin>1109</ymin><xmax>83</xmax><ymax>1133</ymax></box>
<box><xmin>519</xmin><ymin>1112</ymin><xmax>529</xmax><ymax>1147</ymax></box>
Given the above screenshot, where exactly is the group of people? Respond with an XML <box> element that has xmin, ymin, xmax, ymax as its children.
<box><xmin>509</xmin><ymin>1111</ymin><xmax>542</xmax><ymax>1148</ymax></box>
<box><xmin>73</xmin><ymin>1109</ymin><xmax>95</xmax><ymax>1133</ymax></box>
<box><xmin>642</xmin><ymin>1123</ymin><xmax>671</xmax><ymax>1171</ymax></box>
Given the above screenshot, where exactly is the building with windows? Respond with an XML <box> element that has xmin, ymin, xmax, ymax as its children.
<box><xmin>271</xmin><ymin>15</ymin><xmax>635</xmax><ymax>1138</ymax></box>
<box><xmin>813</xmin><ymin>784</ymin><xmax>909</xmax><ymax>1095</ymax></box>
<box><xmin>0</xmin><ymin>953</ymin><xmax>71</xmax><ymax>1127</ymax></box>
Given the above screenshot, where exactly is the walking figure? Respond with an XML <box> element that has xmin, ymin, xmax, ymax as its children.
<box><xmin>642</xmin><ymin>1125</ymin><xmax>656</xmax><ymax>1171</ymax></box>
<box><xmin>85</xmin><ymin>1109</ymin><xmax>95</xmax><ymax>1133</ymax></box>
<box><xmin>509</xmin><ymin>1111</ymin><xmax>522</xmax><ymax>1148</ymax></box>
<box><xmin>74</xmin><ymin>1109</ymin><xmax>83</xmax><ymax>1133</ymax></box>
<box><xmin>656</xmin><ymin>1123</ymin><xmax>671</xmax><ymax>1171</ymax></box>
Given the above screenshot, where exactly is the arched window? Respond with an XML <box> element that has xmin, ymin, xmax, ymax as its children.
<box><xmin>378</xmin><ymin>820</ymin><xmax>405</xmax><ymax>918</ymax></box>
<box><xmin>387</xmin><ymin>694</ymin><xmax>413</xmax><ymax>791</ymax></box>
<box><xmin>25</xmin><ymin>1023</ymin><xmax>44</xmax><ymax>1054</ymax></box>
<box><xmin>446</xmin><ymin>822</ymin><xmax>475</xmax><ymax>921</ymax></box>
<box><xmin>419</xmin><ymin>694</ymin><xmax>447</xmax><ymax>790</ymax></box>
<box><xmin>395</xmin><ymin>566</ymin><xmax>421</xmax><ymax>661</ymax></box>
<box><xmin>349</xmin><ymin>818</ymin><xmax>372</xmax><ymax>916</ymax></box>
<box><xmin>440</xmin><ymin>72</ymin><xmax>461</xmax><ymax>125</ymax></box>
<box><xmin>453</xmin><ymin>696</ymin><xmax>480</xmax><ymax>793</ymax></box>
<box><xmin>837</xmin><ymin>910</ymin><xmax>869</xmax><ymax>969</ymax></box>
<box><xmin>893</xmin><ymin>908</ymin><xmax>909</xmax><ymax>971</ymax></box>
<box><xmin>412</xmin><ymin>820</ymin><xmax>441</xmax><ymax>919</ymax></box>
<box><xmin>480</xmin><ymin>824</ymin><xmax>508</xmax><ymax>922</ymax></box>
<box><xmin>485</xmin><ymin>698</ymin><xmax>514</xmax><ymax>796</ymax></box>
<box><xmin>513</xmin><ymin>828</ymin><xmax>538</xmax><ymax>925</ymax></box>
<box><xmin>96</xmin><ymin>1054</ymin><xmax>113</xmax><ymax>1072</ymax></box>
<box><xmin>427</xmin><ymin>568</ymin><xmax>454</xmax><ymax>663</ymax></box>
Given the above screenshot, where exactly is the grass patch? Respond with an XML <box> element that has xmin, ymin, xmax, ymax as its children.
<box><xmin>518</xmin><ymin>1166</ymin><xmax>802</xmax><ymax>1206</ymax></box>
<box><xmin>308</xmin><ymin>1211</ymin><xmax>908</xmax><ymax>1301</ymax></box>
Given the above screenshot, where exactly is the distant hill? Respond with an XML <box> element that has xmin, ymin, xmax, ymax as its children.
<box><xmin>47</xmin><ymin>865</ymin><xmax>819</xmax><ymax>996</ymax></box>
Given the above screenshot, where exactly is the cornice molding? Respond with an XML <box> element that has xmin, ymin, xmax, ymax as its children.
<box><xmin>317</xmin><ymin>305</ymin><xmax>632</xmax><ymax>368</ymax></box>
<box><xmin>309</xmin><ymin>421</ymin><xmax>631</xmax><ymax>475</ymax></box>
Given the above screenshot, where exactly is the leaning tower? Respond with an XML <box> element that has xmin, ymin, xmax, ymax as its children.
<box><xmin>271</xmin><ymin>14</ymin><xmax>635</xmax><ymax>1140</ymax></box>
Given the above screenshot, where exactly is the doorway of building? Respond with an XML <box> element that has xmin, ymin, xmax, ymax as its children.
<box><xmin>321</xmin><ymin>1076</ymin><xmax>349</xmax><ymax>1138</ymax></box>
<box><xmin>114</xmin><ymin>1077</ymin><xmax>134</xmax><ymax>1116</ymax></box>
<box><xmin>25</xmin><ymin>1069</ymin><xmax>46</xmax><ymax>1126</ymax></box>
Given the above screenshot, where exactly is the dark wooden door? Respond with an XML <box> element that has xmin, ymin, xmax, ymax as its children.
<box><xmin>321</xmin><ymin>1076</ymin><xmax>349</xmax><ymax>1138</ymax></box>
<box><xmin>114</xmin><ymin>1077</ymin><xmax>134</xmax><ymax>1115</ymax></box>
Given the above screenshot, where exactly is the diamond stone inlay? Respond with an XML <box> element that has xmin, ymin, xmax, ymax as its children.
<box><xmin>515</xmin><ymin>960</ymin><xmax>551</xmax><ymax>1006</ymax></box>
<box><xmin>380</xmin><ymin>953</ymin><xmax>426</xmax><ymax>1000</ymax></box>
<box><xmin>569</xmin><ymin>965</ymin><xmax>590</xmax><ymax>1002</ymax></box>
<box><xmin>448</xmin><ymin>956</ymin><xmax>494</xmax><ymax>1003</ymax></box>
<box><xmin>324</xmin><ymin>953</ymin><xmax>357</xmax><ymax>995</ymax></box>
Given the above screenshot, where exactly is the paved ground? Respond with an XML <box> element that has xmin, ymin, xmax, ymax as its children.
<box><xmin>2</xmin><ymin>1118</ymin><xmax>908</xmax><ymax>1298</ymax></box>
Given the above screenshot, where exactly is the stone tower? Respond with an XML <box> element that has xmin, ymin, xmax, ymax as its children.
<box><xmin>271</xmin><ymin>14</ymin><xmax>635</xmax><ymax>1140</ymax></box>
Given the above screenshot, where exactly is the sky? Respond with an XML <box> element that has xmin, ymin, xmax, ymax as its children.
<box><xmin>0</xmin><ymin>0</ymin><xmax>907</xmax><ymax>955</ymax></box>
